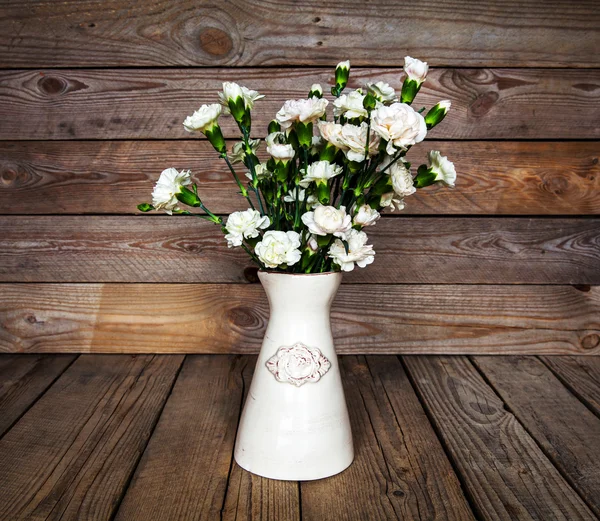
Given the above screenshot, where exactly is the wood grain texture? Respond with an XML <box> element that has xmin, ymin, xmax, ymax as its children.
<box><xmin>1</xmin><ymin>140</ymin><xmax>598</xmax><ymax>215</ymax></box>
<box><xmin>1</xmin><ymin>284</ymin><xmax>598</xmax><ymax>355</ymax></box>
<box><xmin>1</xmin><ymin>68</ymin><xmax>599</xmax><ymax>140</ymax></box>
<box><xmin>301</xmin><ymin>356</ymin><xmax>474</xmax><ymax>521</ymax></box>
<box><xmin>473</xmin><ymin>356</ymin><xmax>600</xmax><ymax>517</ymax></box>
<box><xmin>403</xmin><ymin>356</ymin><xmax>597</xmax><ymax>521</ymax></box>
<box><xmin>0</xmin><ymin>353</ymin><xmax>76</xmax><ymax>437</ymax></box>
<box><xmin>222</xmin><ymin>358</ymin><xmax>300</xmax><ymax>521</ymax></box>
<box><xmin>540</xmin><ymin>356</ymin><xmax>600</xmax><ymax>417</ymax></box>
<box><xmin>1</xmin><ymin>216</ymin><xmax>598</xmax><ymax>284</ymax></box>
<box><xmin>0</xmin><ymin>0</ymin><xmax>598</xmax><ymax>67</ymax></box>
<box><xmin>114</xmin><ymin>355</ymin><xmax>245</xmax><ymax>521</ymax></box>
<box><xmin>0</xmin><ymin>354</ymin><xmax>184</xmax><ymax>521</ymax></box>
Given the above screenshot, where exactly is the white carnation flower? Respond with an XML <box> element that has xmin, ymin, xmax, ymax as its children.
<box><xmin>428</xmin><ymin>151</ymin><xmax>457</xmax><ymax>187</ymax></box>
<box><xmin>266</xmin><ymin>132</ymin><xmax>295</xmax><ymax>161</ymax></box>
<box><xmin>333</xmin><ymin>90</ymin><xmax>368</xmax><ymax>119</ymax></box>
<box><xmin>219</xmin><ymin>82</ymin><xmax>264</xmax><ymax>110</ymax></box>
<box><xmin>183</xmin><ymin>104</ymin><xmax>222</xmax><ymax>133</ymax></box>
<box><xmin>301</xmin><ymin>205</ymin><xmax>352</xmax><ymax>238</ymax></box>
<box><xmin>224</xmin><ymin>209</ymin><xmax>270</xmax><ymax>248</ymax></box>
<box><xmin>299</xmin><ymin>160</ymin><xmax>343</xmax><ymax>188</ymax></box>
<box><xmin>389</xmin><ymin>161</ymin><xmax>416</xmax><ymax>197</ymax></box>
<box><xmin>283</xmin><ymin>187</ymin><xmax>318</xmax><ymax>208</ymax></box>
<box><xmin>371</xmin><ymin>103</ymin><xmax>427</xmax><ymax>155</ymax></box>
<box><xmin>151</xmin><ymin>168</ymin><xmax>192</xmax><ymax>214</ymax></box>
<box><xmin>404</xmin><ymin>56</ymin><xmax>429</xmax><ymax>84</ymax></box>
<box><xmin>230</xmin><ymin>138</ymin><xmax>260</xmax><ymax>164</ymax></box>
<box><xmin>276</xmin><ymin>98</ymin><xmax>329</xmax><ymax>130</ymax></box>
<box><xmin>329</xmin><ymin>229</ymin><xmax>375</xmax><ymax>272</ymax></box>
<box><xmin>353</xmin><ymin>204</ymin><xmax>380</xmax><ymax>227</ymax></box>
<box><xmin>255</xmin><ymin>230</ymin><xmax>302</xmax><ymax>268</ymax></box>
<box><xmin>367</xmin><ymin>81</ymin><xmax>397</xmax><ymax>103</ymax></box>
<box><xmin>245</xmin><ymin>163</ymin><xmax>271</xmax><ymax>182</ymax></box>
<box><xmin>317</xmin><ymin>121</ymin><xmax>348</xmax><ymax>150</ymax></box>
<box><xmin>380</xmin><ymin>192</ymin><xmax>405</xmax><ymax>212</ymax></box>
<box><xmin>339</xmin><ymin>122</ymin><xmax>381</xmax><ymax>163</ymax></box>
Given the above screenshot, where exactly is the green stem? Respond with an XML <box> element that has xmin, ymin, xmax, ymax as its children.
<box><xmin>221</xmin><ymin>153</ymin><xmax>255</xmax><ymax>210</ymax></box>
<box><xmin>240</xmin><ymin>242</ymin><xmax>262</xmax><ymax>267</ymax></box>
<box><xmin>241</xmin><ymin>128</ymin><xmax>267</xmax><ymax>216</ymax></box>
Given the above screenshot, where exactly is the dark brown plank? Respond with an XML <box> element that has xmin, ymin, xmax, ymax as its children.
<box><xmin>1</xmin><ymin>283</ymin><xmax>597</xmax><ymax>355</ymax></box>
<box><xmin>0</xmin><ymin>216</ymin><xmax>598</xmax><ymax>284</ymax></box>
<box><xmin>0</xmin><ymin>354</ymin><xmax>76</xmax><ymax>436</ymax></box>
<box><xmin>403</xmin><ymin>356</ymin><xmax>596</xmax><ymax>520</ymax></box>
<box><xmin>221</xmin><ymin>358</ymin><xmax>301</xmax><ymax>521</ymax></box>
<box><xmin>473</xmin><ymin>356</ymin><xmax>600</xmax><ymax>517</ymax></box>
<box><xmin>1</xmin><ymin>141</ymin><xmax>598</xmax><ymax>215</ymax></box>
<box><xmin>1</xmin><ymin>68</ymin><xmax>599</xmax><ymax>140</ymax></box>
<box><xmin>0</xmin><ymin>354</ymin><xmax>184</xmax><ymax>521</ymax></box>
<box><xmin>0</xmin><ymin>0</ymin><xmax>597</xmax><ymax>67</ymax></box>
<box><xmin>301</xmin><ymin>356</ymin><xmax>475</xmax><ymax>521</ymax></box>
<box><xmin>114</xmin><ymin>355</ymin><xmax>245</xmax><ymax>521</ymax></box>
<box><xmin>540</xmin><ymin>356</ymin><xmax>600</xmax><ymax>417</ymax></box>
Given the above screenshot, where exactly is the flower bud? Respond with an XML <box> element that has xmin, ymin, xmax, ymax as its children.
<box><xmin>424</xmin><ymin>100</ymin><xmax>451</xmax><ymax>129</ymax></box>
<box><xmin>400</xmin><ymin>79</ymin><xmax>420</xmax><ymax>104</ymax></box>
<box><xmin>309</xmin><ymin>83</ymin><xmax>323</xmax><ymax>99</ymax></box>
<box><xmin>333</xmin><ymin>60</ymin><xmax>350</xmax><ymax>95</ymax></box>
<box><xmin>362</xmin><ymin>92</ymin><xmax>377</xmax><ymax>111</ymax></box>
<box><xmin>137</xmin><ymin>203</ymin><xmax>154</xmax><ymax>212</ymax></box>
<box><xmin>413</xmin><ymin>164</ymin><xmax>437</xmax><ymax>188</ymax></box>
<box><xmin>176</xmin><ymin>186</ymin><xmax>201</xmax><ymax>207</ymax></box>
<box><xmin>205</xmin><ymin>125</ymin><xmax>227</xmax><ymax>154</ymax></box>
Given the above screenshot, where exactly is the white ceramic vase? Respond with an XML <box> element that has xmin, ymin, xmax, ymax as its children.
<box><xmin>234</xmin><ymin>271</ymin><xmax>354</xmax><ymax>481</ymax></box>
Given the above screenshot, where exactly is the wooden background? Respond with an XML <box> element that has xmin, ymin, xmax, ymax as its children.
<box><xmin>0</xmin><ymin>0</ymin><xmax>598</xmax><ymax>355</ymax></box>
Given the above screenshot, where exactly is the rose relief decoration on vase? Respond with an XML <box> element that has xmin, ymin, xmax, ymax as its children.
<box><xmin>266</xmin><ymin>343</ymin><xmax>331</xmax><ymax>386</ymax></box>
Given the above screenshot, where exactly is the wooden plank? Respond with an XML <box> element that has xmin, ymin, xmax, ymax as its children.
<box><xmin>0</xmin><ymin>216</ymin><xmax>598</xmax><ymax>284</ymax></box>
<box><xmin>0</xmin><ymin>354</ymin><xmax>184</xmax><ymax>521</ymax></box>
<box><xmin>540</xmin><ymin>356</ymin><xmax>600</xmax><ymax>417</ymax></box>
<box><xmin>221</xmin><ymin>358</ymin><xmax>301</xmax><ymax>521</ymax></box>
<box><xmin>403</xmin><ymin>356</ymin><xmax>597</xmax><ymax>520</ymax></box>
<box><xmin>0</xmin><ymin>1</ymin><xmax>597</xmax><ymax>67</ymax></box>
<box><xmin>0</xmin><ymin>284</ymin><xmax>597</xmax><ymax>355</ymax></box>
<box><xmin>1</xmin><ymin>68</ymin><xmax>599</xmax><ymax>140</ymax></box>
<box><xmin>301</xmin><ymin>356</ymin><xmax>475</xmax><ymax>521</ymax></box>
<box><xmin>114</xmin><ymin>355</ymin><xmax>245</xmax><ymax>521</ymax></box>
<box><xmin>0</xmin><ymin>354</ymin><xmax>76</xmax><ymax>437</ymax></box>
<box><xmin>1</xmin><ymin>141</ymin><xmax>598</xmax><ymax>215</ymax></box>
<box><xmin>472</xmin><ymin>356</ymin><xmax>600</xmax><ymax>517</ymax></box>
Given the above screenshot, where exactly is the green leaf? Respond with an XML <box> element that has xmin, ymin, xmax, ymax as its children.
<box><xmin>137</xmin><ymin>203</ymin><xmax>154</xmax><ymax>212</ymax></box>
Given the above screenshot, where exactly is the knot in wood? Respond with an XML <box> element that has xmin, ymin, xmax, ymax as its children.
<box><xmin>199</xmin><ymin>27</ymin><xmax>233</xmax><ymax>57</ymax></box>
<box><xmin>581</xmin><ymin>333</ymin><xmax>600</xmax><ymax>350</ymax></box>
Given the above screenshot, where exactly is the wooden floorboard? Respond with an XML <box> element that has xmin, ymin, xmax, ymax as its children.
<box><xmin>0</xmin><ymin>354</ymin><xmax>76</xmax><ymax>437</ymax></box>
<box><xmin>403</xmin><ymin>356</ymin><xmax>597</xmax><ymax>520</ymax></box>
<box><xmin>0</xmin><ymin>354</ymin><xmax>183</xmax><ymax>521</ymax></box>
<box><xmin>473</xmin><ymin>356</ymin><xmax>600</xmax><ymax>517</ymax></box>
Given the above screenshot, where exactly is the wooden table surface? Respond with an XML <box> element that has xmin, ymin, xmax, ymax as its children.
<box><xmin>0</xmin><ymin>354</ymin><xmax>599</xmax><ymax>520</ymax></box>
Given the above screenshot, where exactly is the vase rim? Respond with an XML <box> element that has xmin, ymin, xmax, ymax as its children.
<box><xmin>258</xmin><ymin>270</ymin><xmax>341</xmax><ymax>278</ymax></box>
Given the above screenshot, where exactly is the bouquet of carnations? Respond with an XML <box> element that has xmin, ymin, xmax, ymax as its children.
<box><xmin>139</xmin><ymin>58</ymin><xmax>456</xmax><ymax>273</ymax></box>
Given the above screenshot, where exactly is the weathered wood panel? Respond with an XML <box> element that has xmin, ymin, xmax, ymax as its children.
<box><xmin>1</xmin><ymin>140</ymin><xmax>598</xmax><ymax>215</ymax></box>
<box><xmin>1</xmin><ymin>68</ymin><xmax>599</xmax><ymax>140</ymax></box>
<box><xmin>473</xmin><ymin>356</ymin><xmax>600</xmax><ymax>517</ymax></box>
<box><xmin>1</xmin><ymin>216</ymin><xmax>598</xmax><ymax>284</ymax></box>
<box><xmin>1</xmin><ymin>284</ymin><xmax>598</xmax><ymax>355</ymax></box>
<box><xmin>404</xmin><ymin>356</ymin><xmax>597</xmax><ymax>520</ymax></box>
<box><xmin>114</xmin><ymin>356</ymin><xmax>245</xmax><ymax>521</ymax></box>
<box><xmin>301</xmin><ymin>356</ymin><xmax>474</xmax><ymax>521</ymax></box>
<box><xmin>0</xmin><ymin>0</ymin><xmax>597</xmax><ymax>67</ymax></box>
<box><xmin>0</xmin><ymin>354</ymin><xmax>184</xmax><ymax>521</ymax></box>
<box><xmin>540</xmin><ymin>356</ymin><xmax>600</xmax><ymax>417</ymax></box>
<box><xmin>0</xmin><ymin>354</ymin><xmax>76</xmax><ymax>436</ymax></box>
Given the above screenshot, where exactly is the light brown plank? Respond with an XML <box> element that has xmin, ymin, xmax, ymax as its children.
<box><xmin>1</xmin><ymin>68</ymin><xmax>599</xmax><ymax>140</ymax></box>
<box><xmin>403</xmin><ymin>356</ymin><xmax>596</xmax><ymax>520</ymax></box>
<box><xmin>1</xmin><ymin>216</ymin><xmax>598</xmax><ymax>284</ymax></box>
<box><xmin>0</xmin><ymin>354</ymin><xmax>184</xmax><ymax>521</ymax></box>
<box><xmin>222</xmin><ymin>358</ymin><xmax>301</xmax><ymax>521</ymax></box>
<box><xmin>301</xmin><ymin>356</ymin><xmax>475</xmax><ymax>520</ymax></box>
<box><xmin>0</xmin><ymin>0</ymin><xmax>597</xmax><ymax>67</ymax></box>
<box><xmin>540</xmin><ymin>356</ymin><xmax>600</xmax><ymax>417</ymax></box>
<box><xmin>473</xmin><ymin>356</ymin><xmax>600</xmax><ymax>517</ymax></box>
<box><xmin>1</xmin><ymin>141</ymin><xmax>598</xmax><ymax>215</ymax></box>
<box><xmin>0</xmin><ymin>354</ymin><xmax>76</xmax><ymax>437</ymax></box>
<box><xmin>114</xmin><ymin>355</ymin><xmax>246</xmax><ymax>521</ymax></box>
<box><xmin>0</xmin><ymin>284</ymin><xmax>597</xmax><ymax>355</ymax></box>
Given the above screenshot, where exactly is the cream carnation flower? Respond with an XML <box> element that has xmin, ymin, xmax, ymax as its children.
<box><xmin>301</xmin><ymin>205</ymin><xmax>352</xmax><ymax>237</ymax></box>
<box><xmin>151</xmin><ymin>168</ymin><xmax>192</xmax><ymax>214</ymax></box>
<box><xmin>219</xmin><ymin>82</ymin><xmax>264</xmax><ymax>110</ymax></box>
<box><xmin>255</xmin><ymin>230</ymin><xmax>302</xmax><ymax>268</ymax></box>
<box><xmin>245</xmin><ymin>163</ymin><xmax>271</xmax><ymax>182</ymax></box>
<box><xmin>428</xmin><ymin>151</ymin><xmax>457</xmax><ymax>187</ymax></box>
<box><xmin>380</xmin><ymin>192</ymin><xmax>405</xmax><ymax>212</ymax></box>
<box><xmin>299</xmin><ymin>160</ymin><xmax>343</xmax><ymax>188</ymax></box>
<box><xmin>389</xmin><ymin>161</ymin><xmax>416</xmax><ymax>197</ymax></box>
<box><xmin>276</xmin><ymin>98</ymin><xmax>329</xmax><ymax>130</ymax></box>
<box><xmin>283</xmin><ymin>187</ymin><xmax>318</xmax><ymax>208</ymax></box>
<box><xmin>224</xmin><ymin>209</ymin><xmax>270</xmax><ymax>248</ymax></box>
<box><xmin>333</xmin><ymin>90</ymin><xmax>368</xmax><ymax>119</ymax></box>
<box><xmin>266</xmin><ymin>132</ymin><xmax>295</xmax><ymax>161</ymax></box>
<box><xmin>353</xmin><ymin>204</ymin><xmax>380</xmax><ymax>227</ymax></box>
<box><xmin>317</xmin><ymin>121</ymin><xmax>348</xmax><ymax>150</ymax></box>
<box><xmin>230</xmin><ymin>138</ymin><xmax>260</xmax><ymax>164</ymax></box>
<box><xmin>339</xmin><ymin>122</ymin><xmax>381</xmax><ymax>163</ymax></box>
<box><xmin>404</xmin><ymin>56</ymin><xmax>429</xmax><ymax>84</ymax></box>
<box><xmin>371</xmin><ymin>103</ymin><xmax>427</xmax><ymax>155</ymax></box>
<box><xmin>367</xmin><ymin>81</ymin><xmax>397</xmax><ymax>103</ymax></box>
<box><xmin>329</xmin><ymin>229</ymin><xmax>375</xmax><ymax>272</ymax></box>
<box><xmin>183</xmin><ymin>104</ymin><xmax>222</xmax><ymax>133</ymax></box>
